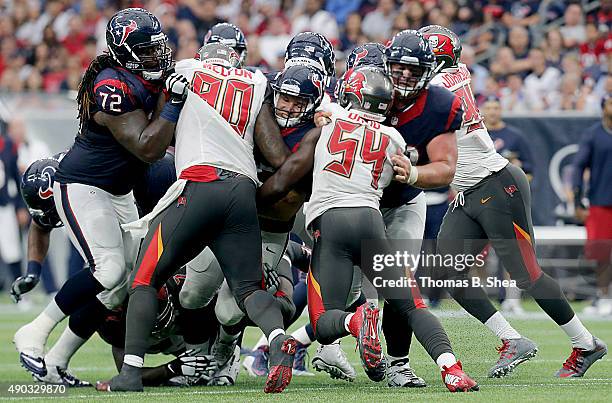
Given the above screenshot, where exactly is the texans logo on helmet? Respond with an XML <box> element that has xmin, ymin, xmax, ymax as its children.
<box><xmin>311</xmin><ymin>75</ymin><xmax>324</xmax><ymax>96</ymax></box>
<box><xmin>37</xmin><ymin>166</ymin><xmax>56</xmax><ymax>199</ymax></box>
<box><xmin>427</xmin><ymin>34</ymin><xmax>454</xmax><ymax>61</ymax></box>
<box><xmin>345</xmin><ymin>71</ymin><xmax>367</xmax><ymax>103</ymax></box>
<box><xmin>353</xmin><ymin>49</ymin><xmax>368</xmax><ymax>66</ymax></box>
<box><xmin>112</xmin><ymin>19</ymin><xmax>138</xmax><ymax>47</ymax></box>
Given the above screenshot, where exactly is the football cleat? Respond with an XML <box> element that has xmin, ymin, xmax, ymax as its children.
<box><xmin>441</xmin><ymin>361</ymin><xmax>479</xmax><ymax>392</ymax></box>
<box><xmin>292</xmin><ymin>341</ymin><xmax>314</xmax><ymax>376</ymax></box>
<box><xmin>242</xmin><ymin>345</ymin><xmax>269</xmax><ymax>377</ymax></box>
<box><xmin>264</xmin><ymin>335</ymin><xmax>297</xmax><ymax>393</ymax></box>
<box><xmin>349</xmin><ymin>302</ymin><xmax>385</xmax><ymax>382</ymax></box>
<box><xmin>34</xmin><ymin>366</ymin><xmax>91</xmax><ymax>387</ymax></box>
<box><xmin>488</xmin><ymin>337</ymin><xmax>538</xmax><ymax>378</ymax></box>
<box><xmin>14</xmin><ymin>324</ymin><xmax>47</xmax><ymax>376</ymax></box>
<box><xmin>209</xmin><ymin>345</ymin><xmax>241</xmax><ymax>386</ymax></box>
<box><xmin>386</xmin><ymin>358</ymin><xmax>426</xmax><ymax>388</ymax></box>
<box><xmin>312</xmin><ymin>341</ymin><xmax>356</xmax><ymax>382</ymax></box>
<box><xmin>212</xmin><ymin>335</ymin><xmax>240</xmax><ymax>368</ymax></box>
<box><xmin>555</xmin><ymin>337</ymin><xmax>608</xmax><ymax>378</ymax></box>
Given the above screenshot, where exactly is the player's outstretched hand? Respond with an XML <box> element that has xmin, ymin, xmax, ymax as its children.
<box><xmin>314</xmin><ymin>111</ymin><xmax>332</xmax><ymax>127</ymax></box>
<box><xmin>167</xmin><ymin>349</ymin><xmax>216</xmax><ymax>380</ymax></box>
<box><xmin>391</xmin><ymin>148</ymin><xmax>412</xmax><ymax>184</ymax></box>
<box><xmin>10</xmin><ymin>274</ymin><xmax>39</xmax><ymax>303</ymax></box>
<box><xmin>165</xmin><ymin>73</ymin><xmax>190</xmax><ymax>106</ymax></box>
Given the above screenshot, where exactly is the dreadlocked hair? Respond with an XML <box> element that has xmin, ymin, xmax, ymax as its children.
<box><xmin>77</xmin><ymin>54</ymin><xmax>117</xmax><ymax>135</ymax></box>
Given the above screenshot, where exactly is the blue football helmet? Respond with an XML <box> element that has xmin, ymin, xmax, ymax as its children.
<box><xmin>20</xmin><ymin>154</ymin><xmax>63</xmax><ymax>229</ymax></box>
<box><xmin>271</xmin><ymin>65</ymin><xmax>325</xmax><ymax>128</ymax></box>
<box><xmin>285</xmin><ymin>32</ymin><xmax>335</xmax><ymax>84</ymax></box>
<box><xmin>346</xmin><ymin>42</ymin><xmax>387</xmax><ymax>72</ymax></box>
<box><xmin>203</xmin><ymin>22</ymin><xmax>248</xmax><ymax>65</ymax></box>
<box><xmin>385</xmin><ymin>30</ymin><xmax>437</xmax><ymax>98</ymax></box>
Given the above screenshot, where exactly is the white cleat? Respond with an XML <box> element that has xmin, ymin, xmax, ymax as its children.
<box><xmin>208</xmin><ymin>345</ymin><xmax>240</xmax><ymax>386</ymax></box>
<box><xmin>34</xmin><ymin>365</ymin><xmax>91</xmax><ymax>387</ymax></box>
<box><xmin>312</xmin><ymin>341</ymin><xmax>356</xmax><ymax>382</ymax></box>
<box><xmin>14</xmin><ymin>324</ymin><xmax>47</xmax><ymax>377</ymax></box>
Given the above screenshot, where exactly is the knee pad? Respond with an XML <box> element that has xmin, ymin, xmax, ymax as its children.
<box><xmin>179</xmin><ymin>283</ymin><xmax>216</xmax><ymax>309</ymax></box>
<box><xmin>93</xmin><ymin>252</ymin><xmax>127</xmax><ymax>290</ymax></box>
<box><xmin>313</xmin><ymin>312</ymin><xmax>342</xmax><ymax>346</ymax></box>
<box><xmin>215</xmin><ymin>292</ymin><xmax>245</xmax><ymax>326</ymax></box>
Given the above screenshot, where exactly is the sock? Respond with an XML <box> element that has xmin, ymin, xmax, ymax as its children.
<box><xmin>268</xmin><ymin>328</ymin><xmax>285</xmax><ymax>343</ymax></box>
<box><xmin>28</xmin><ymin>299</ymin><xmax>66</xmax><ymax>339</ymax></box>
<box><xmin>253</xmin><ymin>334</ymin><xmax>268</xmax><ymax>349</ymax></box>
<box><xmin>484</xmin><ymin>312</ymin><xmax>521</xmax><ymax>340</ymax></box>
<box><xmin>436</xmin><ymin>352</ymin><xmax>457</xmax><ymax>370</ymax></box>
<box><xmin>291</xmin><ymin>325</ymin><xmax>314</xmax><ymax>345</ymax></box>
<box><xmin>45</xmin><ymin>327</ymin><xmax>86</xmax><ymax>369</ymax></box>
<box><xmin>344</xmin><ymin>313</ymin><xmax>354</xmax><ymax>334</ymax></box>
<box><xmin>124</xmin><ymin>286</ymin><xmax>158</xmax><ymax>361</ymax></box>
<box><xmin>560</xmin><ymin>315</ymin><xmax>595</xmax><ymax>350</ymax></box>
<box><xmin>388</xmin><ymin>355</ymin><xmax>410</xmax><ymax>366</ymax></box>
<box><xmin>219</xmin><ymin>326</ymin><xmax>240</xmax><ymax>343</ymax></box>
<box><xmin>123</xmin><ymin>354</ymin><xmax>144</xmax><ymax>368</ymax></box>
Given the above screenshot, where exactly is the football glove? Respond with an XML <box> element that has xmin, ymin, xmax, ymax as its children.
<box><xmin>166</xmin><ymin>349</ymin><xmax>216</xmax><ymax>379</ymax></box>
<box><xmin>165</xmin><ymin>73</ymin><xmax>190</xmax><ymax>106</ymax></box>
<box><xmin>263</xmin><ymin>262</ymin><xmax>280</xmax><ymax>293</ymax></box>
<box><xmin>10</xmin><ymin>274</ymin><xmax>39</xmax><ymax>303</ymax></box>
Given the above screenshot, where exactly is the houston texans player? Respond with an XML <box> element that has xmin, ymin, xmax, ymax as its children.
<box><xmin>103</xmin><ymin>43</ymin><xmax>295</xmax><ymax>394</ymax></box>
<box><xmin>200</xmin><ymin>22</ymin><xmax>248</xmax><ymax>66</ymax></box>
<box><xmin>334</xmin><ymin>42</ymin><xmax>387</xmax><ymax>100</ymax></box>
<box><xmin>13</xmin><ymin>7</ymin><xmax>190</xmax><ymax>379</ymax></box>
<box><xmin>258</xmin><ymin>66</ymin><xmax>479</xmax><ymax>392</ymax></box>
<box><xmin>419</xmin><ymin>24</ymin><xmax>607</xmax><ymax>378</ymax></box>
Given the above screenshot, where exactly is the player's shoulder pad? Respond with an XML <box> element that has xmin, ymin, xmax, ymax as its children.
<box><xmin>427</xmin><ymin>84</ymin><xmax>463</xmax><ymax>132</ymax></box>
<box><xmin>93</xmin><ymin>68</ymin><xmax>138</xmax><ymax>115</ymax></box>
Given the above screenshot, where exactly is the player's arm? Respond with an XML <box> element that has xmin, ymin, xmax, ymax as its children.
<box><xmin>111</xmin><ymin>346</ymin><xmax>214</xmax><ymax>386</ymax></box>
<box><xmin>95</xmin><ymin>74</ymin><xmax>189</xmax><ymax>163</ymax></box>
<box><xmin>572</xmin><ymin>131</ymin><xmax>593</xmax><ymax>220</ymax></box>
<box><xmin>10</xmin><ymin>221</ymin><xmax>51</xmax><ymax>302</ymax></box>
<box><xmin>254</xmin><ymin>103</ymin><xmax>291</xmax><ymax>168</ymax></box>
<box><xmin>258</xmin><ymin>127</ymin><xmax>321</xmax><ymax>205</ymax></box>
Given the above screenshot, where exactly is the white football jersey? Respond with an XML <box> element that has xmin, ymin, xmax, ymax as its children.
<box><xmin>174</xmin><ymin>59</ymin><xmax>268</xmax><ymax>185</ymax></box>
<box><xmin>304</xmin><ymin>103</ymin><xmax>406</xmax><ymax>227</ymax></box>
<box><xmin>431</xmin><ymin>63</ymin><xmax>507</xmax><ymax>191</ymax></box>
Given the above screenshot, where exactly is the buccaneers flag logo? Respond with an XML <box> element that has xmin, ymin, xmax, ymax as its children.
<box><xmin>427</xmin><ymin>34</ymin><xmax>455</xmax><ymax>62</ymax></box>
<box><xmin>345</xmin><ymin>71</ymin><xmax>367</xmax><ymax>103</ymax></box>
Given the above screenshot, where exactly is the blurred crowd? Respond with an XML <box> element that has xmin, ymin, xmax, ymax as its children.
<box><xmin>0</xmin><ymin>0</ymin><xmax>610</xmax><ymax>112</ymax></box>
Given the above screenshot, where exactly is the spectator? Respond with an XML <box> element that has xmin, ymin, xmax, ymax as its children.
<box><xmin>499</xmin><ymin>73</ymin><xmax>528</xmax><ymax>112</ymax></box>
<box><xmin>390</xmin><ymin>13</ymin><xmax>410</xmax><ymax>39</ymax></box>
<box><xmin>325</xmin><ymin>0</ymin><xmax>361</xmax><ymax>26</ymax></box>
<box><xmin>580</xmin><ymin>22</ymin><xmax>610</xmax><ymax>74</ymax></box>
<box><xmin>244</xmin><ymin>36</ymin><xmax>270</xmax><ymax>72</ymax></box>
<box><xmin>489</xmin><ymin>46</ymin><xmax>516</xmax><ymax>79</ymax></box>
<box><xmin>572</xmin><ymin>94</ymin><xmax>612</xmax><ymax>315</ymax></box>
<box><xmin>177</xmin><ymin>0</ymin><xmax>223</xmax><ymax>40</ymax></box>
<box><xmin>506</xmin><ymin>26</ymin><xmax>533</xmax><ymax>77</ymax></box>
<box><xmin>292</xmin><ymin>0</ymin><xmax>339</xmax><ymax>46</ymax></box>
<box><xmin>259</xmin><ymin>15</ymin><xmax>292</xmax><ymax>69</ymax></box>
<box><xmin>339</xmin><ymin>12</ymin><xmax>365</xmax><ymax>52</ymax></box>
<box><xmin>403</xmin><ymin>0</ymin><xmax>426</xmax><ymax>30</ymax></box>
<box><xmin>524</xmin><ymin>48</ymin><xmax>561</xmax><ymax>110</ymax></box>
<box><xmin>503</xmin><ymin>0</ymin><xmax>541</xmax><ymax>28</ymax></box>
<box><xmin>547</xmin><ymin>73</ymin><xmax>601</xmax><ymax>113</ymax></box>
<box><xmin>543</xmin><ymin>29</ymin><xmax>565</xmax><ymax>70</ymax></box>
<box><xmin>560</xmin><ymin>3</ymin><xmax>587</xmax><ymax>49</ymax></box>
<box><xmin>362</xmin><ymin>0</ymin><xmax>396</xmax><ymax>43</ymax></box>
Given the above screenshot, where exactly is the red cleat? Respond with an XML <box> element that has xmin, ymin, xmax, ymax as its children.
<box><xmin>349</xmin><ymin>302</ymin><xmax>385</xmax><ymax>382</ymax></box>
<box><xmin>441</xmin><ymin>361</ymin><xmax>479</xmax><ymax>392</ymax></box>
<box><xmin>264</xmin><ymin>335</ymin><xmax>297</xmax><ymax>393</ymax></box>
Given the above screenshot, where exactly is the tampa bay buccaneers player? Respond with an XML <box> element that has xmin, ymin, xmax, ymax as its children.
<box><xmin>14</xmin><ymin>7</ymin><xmax>190</xmax><ymax>376</ymax></box>
<box><xmin>419</xmin><ymin>24</ymin><xmax>607</xmax><ymax>378</ymax></box>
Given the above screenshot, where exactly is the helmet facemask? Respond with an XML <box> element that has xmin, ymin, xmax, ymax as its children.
<box><xmin>111</xmin><ymin>33</ymin><xmax>173</xmax><ymax>81</ymax></box>
<box><xmin>388</xmin><ymin>61</ymin><xmax>435</xmax><ymax>98</ymax></box>
<box><xmin>273</xmin><ymin>91</ymin><xmax>315</xmax><ymax>128</ymax></box>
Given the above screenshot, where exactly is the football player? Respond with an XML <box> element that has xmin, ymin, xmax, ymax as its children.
<box><xmin>101</xmin><ymin>43</ymin><xmax>294</xmax><ymax>394</ymax></box>
<box><xmin>258</xmin><ymin>66</ymin><xmax>479</xmax><ymax>393</ymax></box>
<box><xmin>199</xmin><ymin>22</ymin><xmax>248</xmax><ymax>66</ymax></box>
<box><xmin>419</xmin><ymin>24</ymin><xmax>607</xmax><ymax>378</ymax></box>
<box><xmin>13</xmin><ymin>8</ymin><xmax>189</xmax><ymax>374</ymax></box>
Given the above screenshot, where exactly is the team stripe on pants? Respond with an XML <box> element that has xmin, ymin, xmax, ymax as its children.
<box><xmin>513</xmin><ymin>221</ymin><xmax>542</xmax><ymax>283</ymax></box>
<box><xmin>60</xmin><ymin>184</ymin><xmax>95</xmax><ymax>270</ymax></box>
<box><xmin>132</xmin><ymin>223</ymin><xmax>164</xmax><ymax>288</ymax></box>
<box><xmin>307</xmin><ymin>269</ymin><xmax>325</xmax><ymax>332</ymax></box>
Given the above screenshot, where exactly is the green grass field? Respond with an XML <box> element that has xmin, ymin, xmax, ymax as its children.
<box><xmin>0</xmin><ymin>299</ymin><xmax>610</xmax><ymax>402</ymax></box>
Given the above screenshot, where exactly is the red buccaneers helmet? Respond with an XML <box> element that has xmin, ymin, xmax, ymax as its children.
<box><xmin>418</xmin><ymin>25</ymin><xmax>462</xmax><ymax>70</ymax></box>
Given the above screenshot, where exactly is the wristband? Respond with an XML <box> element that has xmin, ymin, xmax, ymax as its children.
<box><xmin>160</xmin><ymin>102</ymin><xmax>182</xmax><ymax>123</ymax></box>
<box><xmin>27</xmin><ymin>260</ymin><xmax>42</xmax><ymax>277</ymax></box>
<box><xmin>408</xmin><ymin>165</ymin><xmax>419</xmax><ymax>185</ymax></box>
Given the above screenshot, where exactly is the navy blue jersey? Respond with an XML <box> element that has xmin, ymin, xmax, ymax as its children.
<box><xmin>573</xmin><ymin>122</ymin><xmax>612</xmax><ymax>207</ymax></box>
<box><xmin>0</xmin><ymin>135</ymin><xmax>21</xmax><ymax>207</ymax></box>
<box><xmin>133</xmin><ymin>151</ymin><xmax>177</xmax><ymax>217</ymax></box>
<box><xmin>489</xmin><ymin>125</ymin><xmax>534</xmax><ymax>175</ymax></box>
<box><xmin>55</xmin><ymin>67</ymin><xmax>162</xmax><ymax>196</ymax></box>
<box><xmin>381</xmin><ymin>85</ymin><xmax>463</xmax><ymax>208</ymax></box>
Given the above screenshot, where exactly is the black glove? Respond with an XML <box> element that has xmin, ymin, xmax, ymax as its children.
<box><xmin>165</xmin><ymin>73</ymin><xmax>190</xmax><ymax>106</ymax></box>
<box><xmin>263</xmin><ymin>262</ymin><xmax>281</xmax><ymax>293</ymax></box>
<box><xmin>166</xmin><ymin>349</ymin><xmax>216</xmax><ymax>379</ymax></box>
<box><xmin>10</xmin><ymin>274</ymin><xmax>40</xmax><ymax>303</ymax></box>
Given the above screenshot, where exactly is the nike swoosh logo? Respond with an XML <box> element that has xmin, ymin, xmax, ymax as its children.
<box><xmin>481</xmin><ymin>196</ymin><xmax>492</xmax><ymax>204</ymax></box>
<box><xmin>104</xmin><ymin>85</ymin><xmax>116</xmax><ymax>92</ymax></box>
<box><xmin>265</xmin><ymin>246</ymin><xmax>276</xmax><ymax>254</ymax></box>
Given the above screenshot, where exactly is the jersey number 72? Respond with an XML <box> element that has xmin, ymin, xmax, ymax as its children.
<box><xmin>324</xmin><ymin>119</ymin><xmax>390</xmax><ymax>190</ymax></box>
